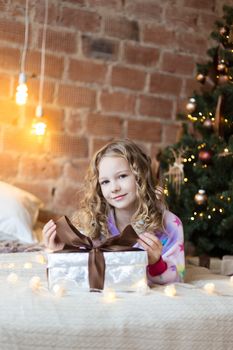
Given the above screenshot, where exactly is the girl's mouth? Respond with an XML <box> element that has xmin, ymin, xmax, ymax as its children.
<box><xmin>113</xmin><ymin>194</ymin><xmax>127</xmax><ymax>200</ymax></box>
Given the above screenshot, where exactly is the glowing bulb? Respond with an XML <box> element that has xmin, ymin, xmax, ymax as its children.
<box><xmin>31</xmin><ymin>105</ymin><xmax>47</xmax><ymax>136</ymax></box>
<box><xmin>164</xmin><ymin>284</ymin><xmax>176</xmax><ymax>297</ymax></box>
<box><xmin>203</xmin><ymin>283</ymin><xmax>215</xmax><ymax>294</ymax></box>
<box><xmin>16</xmin><ymin>72</ymin><xmax>28</xmax><ymax>105</ymax></box>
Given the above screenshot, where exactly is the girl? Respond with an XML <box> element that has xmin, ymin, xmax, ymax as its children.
<box><xmin>43</xmin><ymin>139</ymin><xmax>185</xmax><ymax>285</ymax></box>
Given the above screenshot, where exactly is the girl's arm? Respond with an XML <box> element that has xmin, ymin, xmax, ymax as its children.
<box><xmin>147</xmin><ymin>211</ymin><xmax>185</xmax><ymax>285</ymax></box>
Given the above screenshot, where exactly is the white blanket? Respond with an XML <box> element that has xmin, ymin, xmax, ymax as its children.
<box><xmin>0</xmin><ymin>252</ymin><xmax>232</xmax><ymax>350</ymax></box>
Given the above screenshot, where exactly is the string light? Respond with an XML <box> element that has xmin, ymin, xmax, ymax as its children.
<box><xmin>31</xmin><ymin>0</ymin><xmax>48</xmax><ymax>136</ymax></box>
<box><xmin>16</xmin><ymin>0</ymin><xmax>29</xmax><ymax>105</ymax></box>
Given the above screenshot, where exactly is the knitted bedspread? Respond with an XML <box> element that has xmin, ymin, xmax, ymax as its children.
<box><xmin>0</xmin><ymin>252</ymin><xmax>232</xmax><ymax>350</ymax></box>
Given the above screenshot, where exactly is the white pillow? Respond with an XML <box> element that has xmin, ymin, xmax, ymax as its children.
<box><xmin>0</xmin><ymin>181</ymin><xmax>44</xmax><ymax>243</ymax></box>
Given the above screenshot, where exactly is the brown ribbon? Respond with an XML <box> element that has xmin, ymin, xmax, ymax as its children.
<box><xmin>55</xmin><ymin>216</ymin><xmax>141</xmax><ymax>290</ymax></box>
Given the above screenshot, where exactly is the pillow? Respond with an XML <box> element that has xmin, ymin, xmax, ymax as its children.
<box><xmin>0</xmin><ymin>181</ymin><xmax>44</xmax><ymax>243</ymax></box>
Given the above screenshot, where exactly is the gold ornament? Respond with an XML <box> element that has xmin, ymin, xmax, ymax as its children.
<box><xmin>196</xmin><ymin>73</ymin><xmax>205</xmax><ymax>83</ymax></box>
<box><xmin>186</xmin><ymin>98</ymin><xmax>196</xmax><ymax>113</ymax></box>
<box><xmin>219</xmin><ymin>27</ymin><xmax>226</xmax><ymax>35</ymax></box>
<box><xmin>194</xmin><ymin>189</ymin><xmax>207</xmax><ymax>205</ymax></box>
<box><xmin>218</xmin><ymin>75</ymin><xmax>228</xmax><ymax>85</ymax></box>
<box><xmin>203</xmin><ymin>119</ymin><xmax>213</xmax><ymax>129</ymax></box>
<box><xmin>217</xmin><ymin>62</ymin><xmax>226</xmax><ymax>72</ymax></box>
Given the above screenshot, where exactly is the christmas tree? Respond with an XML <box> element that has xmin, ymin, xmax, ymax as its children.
<box><xmin>160</xmin><ymin>5</ymin><xmax>233</xmax><ymax>258</ymax></box>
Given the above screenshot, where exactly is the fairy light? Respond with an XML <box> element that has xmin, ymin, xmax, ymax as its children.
<box><xmin>184</xmin><ymin>178</ymin><xmax>188</xmax><ymax>182</ymax></box>
<box><xmin>31</xmin><ymin>0</ymin><xmax>48</xmax><ymax>136</ymax></box>
<box><xmin>16</xmin><ymin>0</ymin><xmax>29</xmax><ymax>105</ymax></box>
<box><xmin>164</xmin><ymin>284</ymin><xmax>176</xmax><ymax>297</ymax></box>
<box><xmin>203</xmin><ymin>283</ymin><xmax>215</xmax><ymax>294</ymax></box>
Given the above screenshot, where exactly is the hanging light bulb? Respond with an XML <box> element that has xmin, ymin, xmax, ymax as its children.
<box><xmin>31</xmin><ymin>105</ymin><xmax>47</xmax><ymax>136</ymax></box>
<box><xmin>16</xmin><ymin>72</ymin><xmax>28</xmax><ymax>105</ymax></box>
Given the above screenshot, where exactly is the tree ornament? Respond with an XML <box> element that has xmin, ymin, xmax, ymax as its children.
<box><xmin>218</xmin><ymin>75</ymin><xmax>228</xmax><ymax>85</ymax></box>
<box><xmin>228</xmin><ymin>25</ymin><xmax>233</xmax><ymax>44</ymax></box>
<box><xmin>196</xmin><ymin>73</ymin><xmax>205</xmax><ymax>83</ymax></box>
<box><xmin>219</xmin><ymin>26</ymin><xmax>227</xmax><ymax>35</ymax></box>
<box><xmin>217</xmin><ymin>62</ymin><xmax>226</xmax><ymax>73</ymax></box>
<box><xmin>186</xmin><ymin>98</ymin><xmax>196</xmax><ymax>113</ymax></box>
<box><xmin>194</xmin><ymin>189</ymin><xmax>207</xmax><ymax>205</ymax></box>
<box><xmin>198</xmin><ymin>149</ymin><xmax>212</xmax><ymax>164</ymax></box>
<box><xmin>203</xmin><ymin>119</ymin><xmax>213</xmax><ymax>130</ymax></box>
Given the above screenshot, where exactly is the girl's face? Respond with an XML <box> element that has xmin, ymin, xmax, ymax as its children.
<box><xmin>98</xmin><ymin>156</ymin><xmax>138</xmax><ymax>214</ymax></box>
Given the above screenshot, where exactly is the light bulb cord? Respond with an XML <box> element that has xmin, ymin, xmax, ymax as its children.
<box><xmin>20</xmin><ymin>0</ymin><xmax>29</xmax><ymax>74</ymax></box>
<box><xmin>38</xmin><ymin>0</ymin><xmax>48</xmax><ymax>107</ymax></box>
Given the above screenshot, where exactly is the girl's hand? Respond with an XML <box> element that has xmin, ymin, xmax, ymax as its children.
<box><xmin>42</xmin><ymin>219</ymin><xmax>65</xmax><ymax>251</ymax></box>
<box><xmin>138</xmin><ymin>232</ymin><xmax>162</xmax><ymax>265</ymax></box>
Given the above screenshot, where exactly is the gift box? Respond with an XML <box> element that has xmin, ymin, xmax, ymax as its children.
<box><xmin>47</xmin><ymin>250</ymin><xmax>148</xmax><ymax>292</ymax></box>
<box><xmin>47</xmin><ymin>216</ymin><xmax>148</xmax><ymax>292</ymax></box>
<box><xmin>221</xmin><ymin>255</ymin><xmax>233</xmax><ymax>276</ymax></box>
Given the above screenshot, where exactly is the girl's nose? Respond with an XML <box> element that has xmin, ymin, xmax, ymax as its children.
<box><xmin>111</xmin><ymin>181</ymin><xmax>120</xmax><ymax>192</ymax></box>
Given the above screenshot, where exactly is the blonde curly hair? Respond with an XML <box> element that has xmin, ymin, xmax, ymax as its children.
<box><xmin>72</xmin><ymin>139</ymin><xmax>166</xmax><ymax>239</ymax></box>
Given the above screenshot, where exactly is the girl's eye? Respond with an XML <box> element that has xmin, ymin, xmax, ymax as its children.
<box><xmin>119</xmin><ymin>174</ymin><xmax>127</xmax><ymax>179</ymax></box>
<box><xmin>100</xmin><ymin>180</ymin><xmax>109</xmax><ymax>186</ymax></box>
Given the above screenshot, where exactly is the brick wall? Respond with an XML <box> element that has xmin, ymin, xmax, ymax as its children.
<box><xmin>0</xmin><ymin>0</ymin><xmax>230</xmax><ymax>216</ymax></box>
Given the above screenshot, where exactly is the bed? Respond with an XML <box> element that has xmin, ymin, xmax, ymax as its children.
<box><xmin>0</xmin><ymin>182</ymin><xmax>233</xmax><ymax>350</ymax></box>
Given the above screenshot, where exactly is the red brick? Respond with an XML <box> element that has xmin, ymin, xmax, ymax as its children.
<box><xmin>165</xmin><ymin>6</ymin><xmax>199</xmax><ymax>30</ymax></box>
<box><xmin>162</xmin><ymin>52</ymin><xmax>195</xmax><ymax>76</ymax></box>
<box><xmin>127</xmin><ymin>119</ymin><xmax>162</xmax><ymax>142</ymax></box>
<box><xmin>124</xmin><ymin>43</ymin><xmax>160</xmax><ymax>67</ymax></box>
<box><xmin>45</xmin><ymin>107</ymin><xmax>65</xmax><ymax>132</ymax></box>
<box><xmin>104</xmin><ymin>16</ymin><xmax>139</xmax><ymax>41</ymax></box>
<box><xmin>0</xmin><ymin>47</ymin><xmax>20</xmax><ymax>71</ymax></box>
<box><xmin>139</xmin><ymin>95</ymin><xmax>173</xmax><ymax>119</ymax></box>
<box><xmin>68</xmin><ymin>59</ymin><xmax>108</xmax><ymax>84</ymax></box>
<box><xmin>0</xmin><ymin>100</ymin><xmax>20</xmax><ymax>125</ymax></box>
<box><xmin>111</xmin><ymin>66</ymin><xmax>146</xmax><ymax>91</ymax></box>
<box><xmin>184</xmin><ymin>0</ymin><xmax>215</xmax><ymax>10</ymax></box>
<box><xmin>0</xmin><ymin>18</ymin><xmax>25</xmax><ymax>43</ymax></box>
<box><xmin>13</xmin><ymin>181</ymin><xmax>51</xmax><ymax>204</ymax></box>
<box><xmin>150</xmin><ymin>73</ymin><xmax>182</xmax><ymax>96</ymax></box>
<box><xmin>49</xmin><ymin>134</ymin><xmax>88</xmax><ymax>157</ymax></box>
<box><xmin>64</xmin><ymin>160</ymin><xmax>89</xmax><ymax>183</ymax></box>
<box><xmin>19</xmin><ymin>156</ymin><xmax>62</xmax><ymax>180</ymax></box>
<box><xmin>23</xmin><ymin>105</ymin><xmax>65</xmax><ymax>132</ymax></box>
<box><xmin>37</xmin><ymin>29</ymin><xmax>77</xmax><ymax>53</ymax></box>
<box><xmin>100</xmin><ymin>91</ymin><xmax>136</xmax><ymax>114</ymax></box>
<box><xmin>143</xmin><ymin>24</ymin><xmax>176</xmax><ymax>46</ymax></box>
<box><xmin>198</xmin><ymin>13</ymin><xmax>219</xmax><ymax>32</ymax></box>
<box><xmin>25</xmin><ymin>51</ymin><xmax>64</xmax><ymax>79</ymax></box>
<box><xmin>60</xmin><ymin>7</ymin><xmax>101</xmax><ymax>33</ymax></box>
<box><xmin>163</xmin><ymin>124</ymin><xmax>183</xmax><ymax>144</ymax></box>
<box><xmin>57</xmin><ymin>85</ymin><xmax>96</xmax><ymax>109</ymax></box>
<box><xmin>0</xmin><ymin>74</ymin><xmax>11</xmax><ymax>97</ymax></box>
<box><xmin>177</xmin><ymin>32</ymin><xmax>207</xmax><ymax>56</ymax></box>
<box><xmin>184</xmin><ymin>78</ymin><xmax>201</xmax><ymax>97</ymax></box>
<box><xmin>91</xmin><ymin>137</ymin><xmax>115</xmax><ymax>155</ymax></box>
<box><xmin>82</xmin><ymin>35</ymin><xmax>119</xmax><ymax>61</ymax></box>
<box><xmin>53</xmin><ymin>184</ymin><xmax>82</xmax><ymax>214</ymax></box>
<box><xmin>87</xmin><ymin>0</ymin><xmax>122</xmax><ymax>9</ymax></box>
<box><xmin>60</xmin><ymin>0</ymin><xmax>85</xmax><ymax>5</ymax></box>
<box><xmin>3</xmin><ymin>128</ymin><xmax>49</xmax><ymax>153</ymax></box>
<box><xmin>23</xmin><ymin>79</ymin><xmax>55</xmax><ymax>104</ymax></box>
<box><xmin>66</xmin><ymin>113</ymin><xmax>83</xmax><ymax>134</ymax></box>
<box><xmin>0</xmin><ymin>153</ymin><xmax>19</xmax><ymax>178</ymax></box>
<box><xmin>86</xmin><ymin>113</ymin><xmax>123</xmax><ymax>137</ymax></box>
<box><xmin>34</xmin><ymin>3</ymin><xmax>61</xmax><ymax>25</ymax></box>
<box><xmin>125</xmin><ymin>1</ymin><xmax>163</xmax><ymax>20</ymax></box>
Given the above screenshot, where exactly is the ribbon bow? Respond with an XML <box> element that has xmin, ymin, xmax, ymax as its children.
<box><xmin>55</xmin><ymin>216</ymin><xmax>141</xmax><ymax>291</ymax></box>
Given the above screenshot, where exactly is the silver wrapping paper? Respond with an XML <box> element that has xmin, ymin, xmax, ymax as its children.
<box><xmin>47</xmin><ymin>250</ymin><xmax>148</xmax><ymax>292</ymax></box>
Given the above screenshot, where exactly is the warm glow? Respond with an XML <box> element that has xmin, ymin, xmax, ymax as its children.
<box><xmin>16</xmin><ymin>82</ymin><xmax>28</xmax><ymax>105</ymax></box>
<box><xmin>31</xmin><ymin>118</ymin><xmax>47</xmax><ymax>136</ymax></box>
